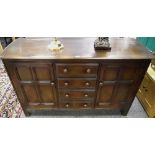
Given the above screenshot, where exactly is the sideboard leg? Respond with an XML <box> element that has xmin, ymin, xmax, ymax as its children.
<box><xmin>25</xmin><ymin>111</ymin><xmax>32</xmax><ymax>117</ymax></box>
<box><xmin>120</xmin><ymin>103</ymin><xmax>132</xmax><ymax>116</ymax></box>
<box><xmin>120</xmin><ymin>109</ymin><xmax>128</xmax><ymax>116</ymax></box>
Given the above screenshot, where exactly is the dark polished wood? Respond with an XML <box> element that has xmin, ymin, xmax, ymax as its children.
<box><xmin>58</xmin><ymin>78</ymin><xmax>96</xmax><ymax>89</ymax></box>
<box><xmin>59</xmin><ymin>100</ymin><xmax>93</xmax><ymax>109</ymax></box>
<box><xmin>2</xmin><ymin>37</ymin><xmax>155</xmax><ymax>116</ymax></box>
<box><xmin>2</xmin><ymin>37</ymin><xmax>155</xmax><ymax>60</ymax></box>
<box><xmin>56</xmin><ymin>63</ymin><xmax>98</xmax><ymax>77</ymax></box>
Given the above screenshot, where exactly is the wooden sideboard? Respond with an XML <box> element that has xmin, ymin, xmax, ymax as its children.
<box><xmin>1</xmin><ymin>38</ymin><xmax>155</xmax><ymax>116</ymax></box>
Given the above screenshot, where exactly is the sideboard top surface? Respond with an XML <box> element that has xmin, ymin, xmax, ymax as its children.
<box><xmin>2</xmin><ymin>37</ymin><xmax>155</xmax><ymax>60</ymax></box>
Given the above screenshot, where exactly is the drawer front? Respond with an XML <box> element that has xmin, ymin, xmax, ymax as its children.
<box><xmin>59</xmin><ymin>100</ymin><xmax>93</xmax><ymax>109</ymax></box>
<box><xmin>56</xmin><ymin>63</ymin><xmax>99</xmax><ymax>77</ymax></box>
<box><xmin>58</xmin><ymin>78</ymin><xmax>97</xmax><ymax>89</ymax></box>
<box><xmin>59</xmin><ymin>90</ymin><xmax>95</xmax><ymax>100</ymax></box>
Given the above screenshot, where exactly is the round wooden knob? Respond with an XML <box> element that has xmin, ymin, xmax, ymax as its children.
<box><xmin>51</xmin><ymin>82</ymin><xmax>55</xmax><ymax>86</ymax></box>
<box><xmin>51</xmin><ymin>102</ymin><xmax>55</xmax><ymax>106</ymax></box>
<box><xmin>63</xmin><ymin>68</ymin><xmax>68</xmax><ymax>73</ymax></box>
<box><xmin>65</xmin><ymin>104</ymin><xmax>69</xmax><ymax>108</ymax></box>
<box><xmin>85</xmin><ymin>82</ymin><xmax>90</xmax><ymax>86</ymax></box>
<box><xmin>86</xmin><ymin>68</ymin><xmax>91</xmax><ymax>73</ymax></box>
<box><xmin>99</xmin><ymin>82</ymin><xmax>103</xmax><ymax>86</ymax></box>
<box><xmin>65</xmin><ymin>94</ymin><xmax>69</xmax><ymax>97</ymax></box>
<box><xmin>64</xmin><ymin>82</ymin><xmax>69</xmax><ymax>86</ymax></box>
<box><xmin>83</xmin><ymin>104</ymin><xmax>87</xmax><ymax>107</ymax></box>
<box><xmin>84</xmin><ymin>94</ymin><xmax>88</xmax><ymax>97</ymax></box>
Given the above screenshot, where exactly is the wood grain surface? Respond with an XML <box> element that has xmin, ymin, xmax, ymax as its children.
<box><xmin>2</xmin><ymin>37</ymin><xmax>155</xmax><ymax>60</ymax></box>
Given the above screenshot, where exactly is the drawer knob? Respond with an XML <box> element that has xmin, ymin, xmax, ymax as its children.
<box><xmin>64</xmin><ymin>82</ymin><xmax>69</xmax><ymax>86</ymax></box>
<box><xmin>84</xmin><ymin>94</ymin><xmax>88</xmax><ymax>97</ymax></box>
<box><xmin>99</xmin><ymin>82</ymin><xmax>103</xmax><ymax>86</ymax></box>
<box><xmin>83</xmin><ymin>104</ymin><xmax>87</xmax><ymax>107</ymax></box>
<box><xmin>63</xmin><ymin>68</ymin><xmax>68</xmax><ymax>73</ymax></box>
<box><xmin>85</xmin><ymin>82</ymin><xmax>90</xmax><ymax>86</ymax></box>
<box><xmin>65</xmin><ymin>93</ymin><xmax>69</xmax><ymax>98</ymax></box>
<box><xmin>51</xmin><ymin>82</ymin><xmax>55</xmax><ymax>86</ymax></box>
<box><xmin>51</xmin><ymin>102</ymin><xmax>55</xmax><ymax>106</ymax></box>
<box><xmin>86</xmin><ymin>68</ymin><xmax>91</xmax><ymax>73</ymax></box>
<box><xmin>65</xmin><ymin>104</ymin><xmax>69</xmax><ymax>108</ymax></box>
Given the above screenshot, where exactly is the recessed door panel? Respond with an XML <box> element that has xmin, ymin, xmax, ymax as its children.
<box><xmin>16</xmin><ymin>63</ymin><xmax>53</xmax><ymax>81</ymax></box>
<box><xmin>33</xmin><ymin>65</ymin><xmax>52</xmax><ymax>81</ymax></box>
<box><xmin>17</xmin><ymin>66</ymin><xmax>33</xmax><ymax>81</ymax></box>
<box><xmin>96</xmin><ymin>83</ymin><xmax>115</xmax><ymax>107</ymax></box>
<box><xmin>22</xmin><ymin>85</ymin><xmax>40</xmax><ymax>105</ymax></box>
<box><xmin>120</xmin><ymin>67</ymin><xmax>140</xmax><ymax>81</ymax></box>
<box><xmin>100</xmin><ymin>65</ymin><xmax>120</xmax><ymax>81</ymax></box>
<box><xmin>39</xmin><ymin>85</ymin><xmax>56</xmax><ymax>103</ymax></box>
<box><xmin>98</xmin><ymin>84</ymin><xmax>114</xmax><ymax>102</ymax></box>
<box><xmin>100</xmin><ymin>63</ymin><xmax>142</xmax><ymax>82</ymax></box>
<box><xmin>114</xmin><ymin>84</ymin><xmax>132</xmax><ymax>104</ymax></box>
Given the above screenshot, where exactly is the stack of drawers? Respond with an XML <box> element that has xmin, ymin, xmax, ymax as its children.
<box><xmin>56</xmin><ymin>63</ymin><xmax>99</xmax><ymax>109</ymax></box>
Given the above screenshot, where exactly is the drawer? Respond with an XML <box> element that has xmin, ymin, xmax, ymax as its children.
<box><xmin>56</xmin><ymin>63</ymin><xmax>98</xmax><ymax>77</ymax></box>
<box><xmin>59</xmin><ymin>100</ymin><xmax>93</xmax><ymax>109</ymax></box>
<box><xmin>59</xmin><ymin>90</ymin><xmax>95</xmax><ymax>100</ymax></box>
<box><xmin>58</xmin><ymin>78</ymin><xmax>97</xmax><ymax>89</ymax></box>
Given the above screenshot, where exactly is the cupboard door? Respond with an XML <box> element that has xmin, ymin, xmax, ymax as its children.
<box><xmin>97</xmin><ymin>62</ymin><xmax>142</xmax><ymax>109</ymax></box>
<box><xmin>12</xmin><ymin>62</ymin><xmax>57</xmax><ymax>108</ymax></box>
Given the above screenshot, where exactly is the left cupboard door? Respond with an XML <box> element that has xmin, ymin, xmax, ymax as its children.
<box><xmin>4</xmin><ymin>62</ymin><xmax>57</xmax><ymax>111</ymax></box>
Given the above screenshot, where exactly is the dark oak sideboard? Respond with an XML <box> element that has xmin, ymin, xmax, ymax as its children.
<box><xmin>1</xmin><ymin>38</ymin><xmax>154</xmax><ymax>116</ymax></box>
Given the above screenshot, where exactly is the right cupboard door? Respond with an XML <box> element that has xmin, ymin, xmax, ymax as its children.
<box><xmin>96</xmin><ymin>62</ymin><xmax>145</xmax><ymax>109</ymax></box>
